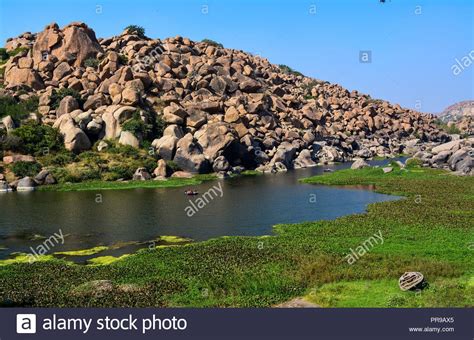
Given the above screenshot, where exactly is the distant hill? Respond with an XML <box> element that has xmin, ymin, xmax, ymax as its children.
<box><xmin>437</xmin><ymin>101</ymin><xmax>473</xmax><ymax>135</ymax></box>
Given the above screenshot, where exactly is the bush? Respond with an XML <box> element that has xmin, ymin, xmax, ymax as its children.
<box><xmin>7</xmin><ymin>47</ymin><xmax>28</xmax><ymax>57</ymax></box>
<box><xmin>118</xmin><ymin>54</ymin><xmax>128</xmax><ymax>64</ymax></box>
<box><xmin>124</xmin><ymin>25</ymin><xmax>145</xmax><ymax>38</ymax></box>
<box><xmin>83</xmin><ymin>57</ymin><xmax>99</xmax><ymax>69</ymax></box>
<box><xmin>0</xmin><ymin>95</ymin><xmax>38</xmax><ymax>120</ymax></box>
<box><xmin>50</xmin><ymin>88</ymin><xmax>82</xmax><ymax>109</ymax></box>
<box><xmin>39</xmin><ymin>151</ymin><xmax>76</xmax><ymax>166</ymax></box>
<box><xmin>166</xmin><ymin>160</ymin><xmax>181</xmax><ymax>172</ymax></box>
<box><xmin>10</xmin><ymin>121</ymin><xmax>64</xmax><ymax>155</ymax></box>
<box><xmin>405</xmin><ymin>158</ymin><xmax>423</xmax><ymax>168</ymax></box>
<box><xmin>107</xmin><ymin>165</ymin><xmax>134</xmax><ymax>180</ymax></box>
<box><xmin>279</xmin><ymin>64</ymin><xmax>304</xmax><ymax>77</ymax></box>
<box><xmin>10</xmin><ymin>161</ymin><xmax>42</xmax><ymax>178</ymax></box>
<box><xmin>50</xmin><ymin>168</ymin><xmax>77</xmax><ymax>184</ymax></box>
<box><xmin>122</xmin><ymin>112</ymin><xmax>147</xmax><ymax>136</ymax></box>
<box><xmin>0</xmin><ymin>48</ymin><xmax>8</xmax><ymax>61</ymax></box>
<box><xmin>201</xmin><ymin>39</ymin><xmax>223</xmax><ymax>48</ymax></box>
<box><xmin>122</xmin><ymin>110</ymin><xmax>164</xmax><ymax>143</ymax></box>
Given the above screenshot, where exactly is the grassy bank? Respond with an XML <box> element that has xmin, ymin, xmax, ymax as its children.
<box><xmin>0</xmin><ymin>165</ymin><xmax>472</xmax><ymax>307</ymax></box>
<box><xmin>37</xmin><ymin>174</ymin><xmax>216</xmax><ymax>192</ymax></box>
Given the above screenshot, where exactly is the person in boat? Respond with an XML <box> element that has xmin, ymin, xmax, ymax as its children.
<box><xmin>184</xmin><ymin>189</ymin><xmax>198</xmax><ymax>195</ymax></box>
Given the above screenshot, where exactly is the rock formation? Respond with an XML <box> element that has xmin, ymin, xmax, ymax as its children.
<box><xmin>1</xmin><ymin>21</ymin><xmax>469</xmax><ymax>183</ymax></box>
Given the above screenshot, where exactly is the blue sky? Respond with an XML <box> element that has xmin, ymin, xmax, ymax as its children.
<box><xmin>0</xmin><ymin>0</ymin><xmax>472</xmax><ymax>113</ymax></box>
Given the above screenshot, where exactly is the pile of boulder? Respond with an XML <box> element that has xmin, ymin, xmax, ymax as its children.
<box><xmin>1</xmin><ymin>21</ymin><xmax>468</xmax><ymax>183</ymax></box>
<box><xmin>408</xmin><ymin>138</ymin><xmax>473</xmax><ymax>175</ymax></box>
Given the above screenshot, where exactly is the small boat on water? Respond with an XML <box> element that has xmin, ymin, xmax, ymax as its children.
<box><xmin>184</xmin><ymin>190</ymin><xmax>199</xmax><ymax>196</ymax></box>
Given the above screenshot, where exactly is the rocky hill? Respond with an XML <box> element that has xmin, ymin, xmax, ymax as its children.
<box><xmin>437</xmin><ymin>101</ymin><xmax>473</xmax><ymax>135</ymax></box>
<box><xmin>0</xmin><ymin>22</ymin><xmax>451</xmax><ymax>185</ymax></box>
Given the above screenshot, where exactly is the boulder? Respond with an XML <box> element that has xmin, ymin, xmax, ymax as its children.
<box><xmin>53</xmin><ymin>114</ymin><xmax>91</xmax><ymax>152</ymax></box>
<box><xmin>163</xmin><ymin>124</ymin><xmax>185</xmax><ymax>139</ymax></box>
<box><xmin>0</xmin><ymin>180</ymin><xmax>12</xmax><ymax>192</ymax></box>
<box><xmin>171</xmin><ymin>171</ymin><xmax>193</xmax><ymax>178</ymax></box>
<box><xmin>271</xmin><ymin>142</ymin><xmax>298</xmax><ymax>168</ymax></box>
<box><xmin>213</xmin><ymin>155</ymin><xmax>231</xmax><ymax>172</ymax></box>
<box><xmin>153</xmin><ymin>159</ymin><xmax>168</xmax><ymax>178</ymax></box>
<box><xmin>132</xmin><ymin>167</ymin><xmax>151</xmax><ymax>181</ymax></box>
<box><xmin>52</xmin><ymin>62</ymin><xmax>71</xmax><ymax>80</ymax></box>
<box><xmin>97</xmin><ymin>140</ymin><xmax>108</xmax><ymax>152</ymax></box>
<box><xmin>32</xmin><ymin>22</ymin><xmax>102</xmax><ymax>68</ymax></box>
<box><xmin>3</xmin><ymin>154</ymin><xmax>36</xmax><ymax>165</ymax></box>
<box><xmin>2</xmin><ymin>115</ymin><xmax>15</xmax><ymax>132</ymax></box>
<box><xmin>118</xmin><ymin>131</ymin><xmax>139</xmax><ymax>148</ymax></box>
<box><xmin>17</xmin><ymin>177</ymin><xmax>36</xmax><ymax>191</ymax></box>
<box><xmin>152</xmin><ymin>135</ymin><xmax>178</xmax><ymax>161</ymax></box>
<box><xmin>34</xmin><ymin>169</ymin><xmax>56</xmax><ymax>185</ymax></box>
<box><xmin>351</xmin><ymin>159</ymin><xmax>370</xmax><ymax>170</ymax></box>
<box><xmin>56</xmin><ymin>95</ymin><xmax>79</xmax><ymax>117</ymax></box>
<box><xmin>382</xmin><ymin>167</ymin><xmax>393</xmax><ymax>173</ymax></box>
<box><xmin>431</xmin><ymin>140</ymin><xmax>461</xmax><ymax>154</ymax></box>
<box><xmin>293</xmin><ymin>149</ymin><xmax>316</xmax><ymax>169</ymax></box>
<box><xmin>173</xmin><ymin>133</ymin><xmax>210</xmax><ymax>173</ymax></box>
<box><xmin>195</xmin><ymin>123</ymin><xmax>236</xmax><ymax>162</ymax></box>
<box><xmin>5</xmin><ymin>67</ymin><xmax>44</xmax><ymax>90</ymax></box>
<box><xmin>163</xmin><ymin>103</ymin><xmax>187</xmax><ymax>125</ymax></box>
<box><xmin>83</xmin><ymin>93</ymin><xmax>107</xmax><ymax>110</ymax></box>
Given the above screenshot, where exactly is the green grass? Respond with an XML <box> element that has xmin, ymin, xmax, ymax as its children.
<box><xmin>54</xmin><ymin>246</ymin><xmax>109</xmax><ymax>256</ymax></box>
<box><xmin>0</xmin><ymin>165</ymin><xmax>472</xmax><ymax>307</ymax></box>
<box><xmin>37</xmin><ymin>174</ymin><xmax>216</xmax><ymax>192</ymax></box>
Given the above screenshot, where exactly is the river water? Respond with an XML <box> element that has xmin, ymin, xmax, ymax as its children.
<box><xmin>0</xmin><ymin>159</ymin><xmax>401</xmax><ymax>258</ymax></box>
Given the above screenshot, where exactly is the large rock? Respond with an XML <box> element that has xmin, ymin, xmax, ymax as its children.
<box><xmin>431</xmin><ymin>140</ymin><xmax>461</xmax><ymax>154</ymax></box>
<box><xmin>53</xmin><ymin>114</ymin><xmax>91</xmax><ymax>152</ymax></box>
<box><xmin>153</xmin><ymin>159</ymin><xmax>168</xmax><ymax>178</ymax></box>
<box><xmin>118</xmin><ymin>131</ymin><xmax>139</xmax><ymax>148</ymax></box>
<box><xmin>5</xmin><ymin>67</ymin><xmax>44</xmax><ymax>90</ymax></box>
<box><xmin>293</xmin><ymin>149</ymin><xmax>316</xmax><ymax>169</ymax></box>
<box><xmin>213</xmin><ymin>155</ymin><xmax>231</xmax><ymax>172</ymax></box>
<box><xmin>133</xmin><ymin>167</ymin><xmax>151</xmax><ymax>180</ymax></box>
<box><xmin>271</xmin><ymin>142</ymin><xmax>298</xmax><ymax>168</ymax></box>
<box><xmin>351</xmin><ymin>158</ymin><xmax>370</xmax><ymax>170</ymax></box>
<box><xmin>17</xmin><ymin>177</ymin><xmax>36</xmax><ymax>191</ymax></box>
<box><xmin>56</xmin><ymin>95</ymin><xmax>79</xmax><ymax>117</ymax></box>
<box><xmin>195</xmin><ymin>123</ymin><xmax>236</xmax><ymax>162</ymax></box>
<box><xmin>32</xmin><ymin>22</ymin><xmax>102</xmax><ymax>67</ymax></box>
<box><xmin>152</xmin><ymin>135</ymin><xmax>178</xmax><ymax>160</ymax></box>
<box><xmin>173</xmin><ymin>133</ymin><xmax>210</xmax><ymax>173</ymax></box>
<box><xmin>163</xmin><ymin>103</ymin><xmax>187</xmax><ymax>125</ymax></box>
<box><xmin>1</xmin><ymin>116</ymin><xmax>15</xmax><ymax>132</ymax></box>
<box><xmin>3</xmin><ymin>154</ymin><xmax>35</xmax><ymax>165</ymax></box>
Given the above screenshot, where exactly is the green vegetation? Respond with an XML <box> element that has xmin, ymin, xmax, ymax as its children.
<box><xmin>50</xmin><ymin>88</ymin><xmax>82</xmax><ymax>109</ymax></box>
<box><xmin>0</xmin><ymin>95</ymin><xmax>38</xmax><ymax>120</ymax></box>
<box><xmin>278</xmin><ymin>64</ymin><xmax>304</xmax><ymax>77</ymax></box>
<box><xmin>124</xmin><ymin>25</ymin><xmax>145</xmax><ymax>38</ymax></box>
<box><xmin>9</xmin><ymin>161</ymin><xmax>41</xmax><ymax>178</ymax></box>
<box><xmin>433</xmin><ymin>118</ymin><xmax>461</xmax><ymax>135</ymax></box>
<box><xmin>8</xmin><ymin>120</ymin><xmax>64</xmax><ymax>155</ymax></box>
<box><xmin>0</xmin><ymin>48</ymin><xmax>8</xmax><ymax>61</ymax></box>
<box><xmin>83</xmin><ymin>57</ymin><xmax>100</xmax><ymax>69</ymax></box>
<box><xmin>0</xmin><ymin>165</ymin><xmax>472</xmax><ymax>307</ymax></box>
<box><xmin>7</xmin><ymin>47</ymin><xmax>29</xmax><ymax>58</ymax></box>
<box><xmin>118</xmin><ymin>54</ymin><xmax>128</xmax><ymax>65</ymax></box>
<box><xmin>201</xmin><ymin>39</ymin><xmax>223</xmax><ymax>48</ymax></box>
<box><xmin>37</xmin><ymin>174</ymin><xmax>215</xmax><ymax>192</ymax></box>
<box><xmin>55</xmin><ymin>246</ymin><xmax>109</xmax><ymax>256</ymax></box>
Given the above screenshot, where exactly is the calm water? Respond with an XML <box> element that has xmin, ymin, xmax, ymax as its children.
<box><xmin>0</xmin><ymin>160</ymin><xmax>401</xmax><ymax>258</ymax></box>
